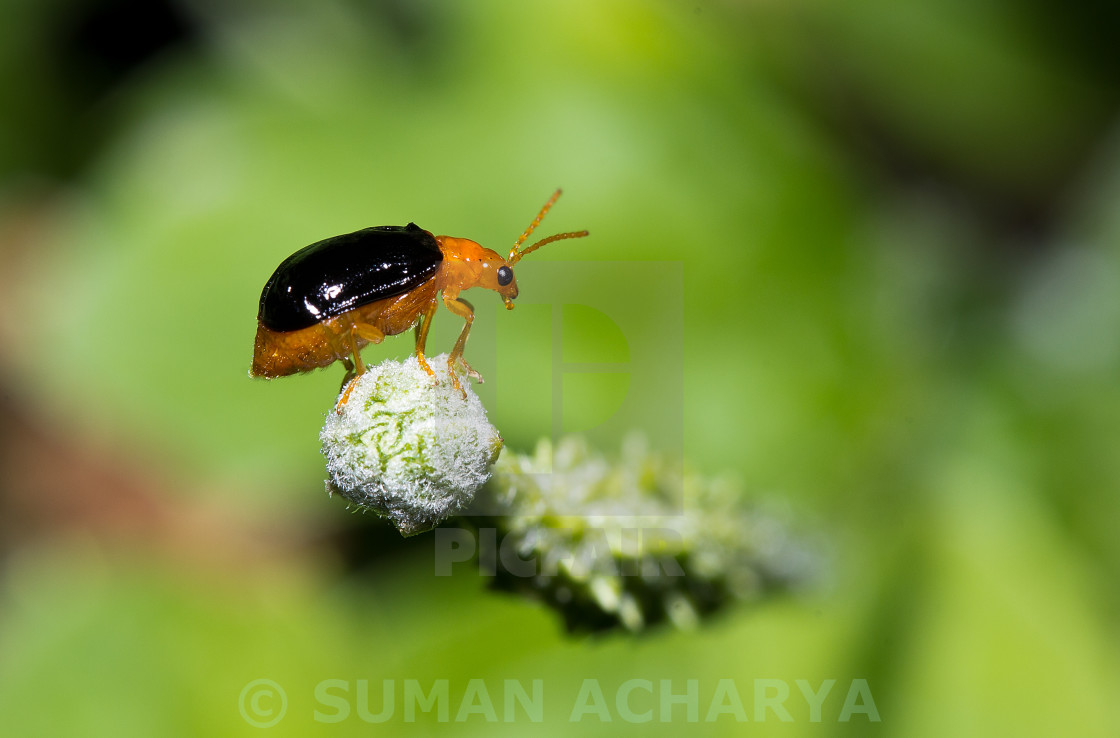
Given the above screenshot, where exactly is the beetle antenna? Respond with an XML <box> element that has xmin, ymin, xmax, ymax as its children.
<box><xmin>509</xmin><ymin>189</ymin><xmax>588</xmax><ymax>264</ymax></box>
<box><xmin>511</xmin><ymin>230</ymin><xmax>590</xmax><ymax>264</ymax></box>
<box><xmin>511</xmin><ymin>189</ymin><xmax>561</xmax><ymax>256</ymax></box>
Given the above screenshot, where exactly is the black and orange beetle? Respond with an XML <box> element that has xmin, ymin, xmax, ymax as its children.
<box><xmin>250</xmin><ymin>189</ymin><xmax>588</xmax><ymax>402</ymax></box>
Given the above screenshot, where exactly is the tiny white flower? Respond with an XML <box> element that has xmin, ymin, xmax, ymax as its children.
<box><xmin>476</xmin><ymin>436</ymin><xmax>814</xmax><ymax>632</ymax></box>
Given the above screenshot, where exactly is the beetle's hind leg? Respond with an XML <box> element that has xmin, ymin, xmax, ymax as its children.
<box><xmin>334</xmin><ymin>322</ymin><xmax>386</xmax><ymax>413</ymax></box>
<box><xmin>351</xmin><ymin>322</ymin><xmax>385</xmax><ymax>359</ymax></box>
<box><xmin>334</xmin><ymin>365</ymin><xmax>357</xmax><ymax>409</ymax></box>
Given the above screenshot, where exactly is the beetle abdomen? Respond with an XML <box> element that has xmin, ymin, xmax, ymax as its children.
<box><xmin>258</xmin><ymin>223</ymin><xmax>442</xmax><ymax>332</ymax></box>
<box><xmin>251</xmin><ymin>320</ymin><xmax>343</xmax><ymax>377</ymax></box>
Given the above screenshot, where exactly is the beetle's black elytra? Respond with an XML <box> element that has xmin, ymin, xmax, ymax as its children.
<box><xmin>258</xmin><ymin>223</ymin><xmax>442</xmax><ymax>332</ymax></box>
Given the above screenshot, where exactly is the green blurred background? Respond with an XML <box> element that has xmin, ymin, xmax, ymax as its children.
<box><xmin>1</xmin><ymin>0</ymin><xmax>1118</xmax><ymax>734</ymax></box>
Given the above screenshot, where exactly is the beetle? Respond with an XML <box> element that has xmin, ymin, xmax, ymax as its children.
<box><xmin>250</xmin><ymin>189</ymin><xmax>588</xmax><ymax>402</ymax></box>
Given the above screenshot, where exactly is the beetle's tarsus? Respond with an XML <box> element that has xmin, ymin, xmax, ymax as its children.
<box><xmin>448</xmin><ymin>373</ymin><xmax>467</xmax><ymax>400</ymax></box>
<box><xmin>338</xmin><ymin>367</ymin><xmax>356</xmax><ymax>395</ymax></box>
<box><xmin>335</xmin><ymin>375</ymin><xmax>360</xmax><ymax>414</ymax></box>
<box><xmin>416</xmin><ymin>352</ymin><xmax>442</xmax><ymax>390</ymax></box>
<box><xmin>452</xmin><ymin>355</ymin><xmax>483</xmax><ymax>384</ymax></box>
<box><xmin>417</xmin><ymin>353</ymin><xmax>437</xmax><ymax>377</ymax></box>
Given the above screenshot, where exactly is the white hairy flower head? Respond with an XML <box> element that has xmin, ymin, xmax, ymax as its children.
<box><xmin>320</xmin><ymin>354</ymin><xmax>502</xmax><ymax>536</ymax></box>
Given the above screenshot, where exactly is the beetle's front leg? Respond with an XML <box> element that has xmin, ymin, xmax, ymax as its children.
<box><xmin>441</xmin><ymin>294</ymin><xmax>483</xmax><ymax>396</ymax></box>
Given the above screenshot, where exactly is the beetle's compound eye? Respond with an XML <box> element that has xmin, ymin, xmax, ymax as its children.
<box><xmin>496</xmin><ymin>266</ymin><xmax>513</xmax><ymax>286</ymax></box>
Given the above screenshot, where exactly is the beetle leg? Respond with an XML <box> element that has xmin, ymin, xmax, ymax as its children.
<box><xmin>346</xmin><ymin>321</ymin><xmax>386</xmax><ymax>376</ymax></box>
<box><xmin>333</xmin><ymin>323</ymin><xmax>385</xmax><ymax>413</ymax></box>
<box><xmin>414</xmin><ymin>299</ymin><xmax>439</xmax><ymax>381</ymax></box>
<box><xmin>457</xmin><ymin>355</ymin><xmax>481</xmax><ymax>383</ymax></box>
<box><xmin>346</xmin><ymin>330</ymin><xmax>367</xmax><ymax>375</ymax></box>
<box><xmin>332</xmin><ymin>333</ymin><xmax>365</xmax><ymax>414</ymax></box>
<box><xmin>338</xmin><ymin>366</ymin><xmax>356</xmax><ymax>394</ymax></box>
<box><xmin>335</xmin><ymin>374</ymin><xmax>360</xmax><ymax>414</ymax></box>
<box><xmin>441</xmin><ymin>294</ymin><xmax>484</xmax><ymax>396</ymax></box>
<box><xmin>352</xmin><ymin>322</ymin><xmax>385</xmax><ymax>352</ymax></box>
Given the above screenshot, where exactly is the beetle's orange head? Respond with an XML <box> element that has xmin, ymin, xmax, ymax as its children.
<box><xmin>438</xmin><ymin>190</ymin><xmax>587</xmax><ymax>311</ymax></box>
<box><xmin>477</xmin><ymin>246</ymin><xmax>520</xmax><ymax>309</ymax></box>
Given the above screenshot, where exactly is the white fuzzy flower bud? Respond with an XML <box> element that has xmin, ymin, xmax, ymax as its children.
<box><xmin>320</xmin><ymin>354</ymin><xmax>502</xmax><ymax>536</ymax></box>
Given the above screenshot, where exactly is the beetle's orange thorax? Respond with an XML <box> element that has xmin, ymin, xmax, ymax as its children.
<box><xmin>435</xmin><ymin>236</ymin><xmax>506</xmax><ymax>292</ymax></box>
